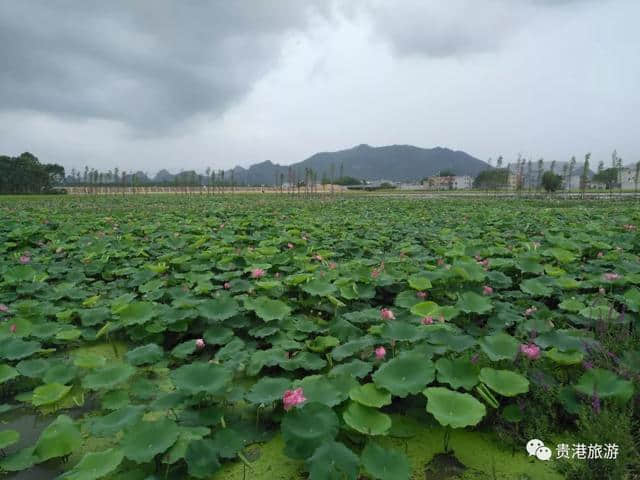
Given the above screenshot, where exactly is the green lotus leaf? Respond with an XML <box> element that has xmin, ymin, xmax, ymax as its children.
<box><xmin>168</xmin><ymin>323</ymin><xmax>198</xmax><ymax>344</ymax></box>
<box><xmin>82</xmin><ymin>363</ymin><xmax>135</xmax><ymax>390</ymax></box>
<box><xmin>306</xmin><ymin>335</ymin><xmax>339</xmax><ymax>352</ymax></box>
<box><xmin>545</xmin><ymin>348</ymin><xmax>584</xmax><ymax>365</ymax></box>
<box><xmin>246</xmin><ymin>296</ymin><xmax>292</xmax><ymax>321</ymax></box>
<box><xmin>170</xmin><ymin>362</ymin><xmax>233</xmax><ymax>395</ymax></box>
<box><xmin>349</xmin><ymin>383</ymin><xmax>391</xmax><ymax>408</ymax></box>
<box><xmin>197</xmin><ymin>296</ymin><xmax>240</xmax><ymax>322</ymax></box>
<box><xmin>380</xmin><ymin>321</ymin><xmax>421</xmax><ymax>342</ymax></box>
<box><xmin>0</xmin><ymin>446</ymin><xmax>37</xmax><ymax>472</ymax></box>
<box><xmin>121</xmin><ymin>419</ymin><xmax>180</xmax><ymax>463</ymax></box>
<box><xmin>516</xmin><ymin>256</ymin><xmax>544</xmax><ymax>274</ymax></box>
<box><xmin>32</xmin><ymin>383</ymin><xmax>72</xmax><ymax>406</ymax></box>
<box><xmin>479</xmin><ymin>332</ymin><xmax>519</xmax><ymax>361</ymax></box>
<box><xmin>328</xmin><ymin>359</ymin><xmax>373</xmax><ymax>379</ymax></box>
<box><xmin>343</xmin><ymin>401</ymin><xmax>391</xmax><ymax>436</ymax></box>
<box><xmin>90</xmin><ymin>406</ymin><xmax>145</xmax><ymax>436</ymax></box>
<box><xmin>43</xmin><ymin>363</ymin><xmax>77</xmax><ymax>384</ymax></box>
<box><xmin>449</xmin><ymin>261</ymin><xmax>486</xmax><ymax>282</ymax></box>
<box><xmin>293</xmin><ymin>375</ymin><xmax>346</xmax><ymax>407</ymax></box>
<box><xmin>427</xmin><ymin>330</ymin><xmax>476</xmax><ymax>352</ymax></box>
<box><xmin>16</xmin><ymin>358</ymin><xmax>50</xmax><ymax>378</ymax></box>
<box><xmin>308</xmin><ymin>441</ymin><xmax>360</xmax><ymax>480</ymax></box>
<box><xmin>73</xmin><ymin>352</ymin><xmax>107</xmax><ymax>369</ymax></box>
<box><xmin>301</xmin><ymin>279</ymin><xmax>337</xmax><ymax>297</ymax></box>
<box><xmin>0</xmin><ymin>364</ymin><xmax>19</xmax><ymax>384</ymax></box>
<box><xmin>55</xmin><ymin>328</ymin><xmax>82</xmax><ymax>341</ymax></box>
<box><xmin>0</xmin><ymin>429</ymin><xmax>20</xmax><ymax>449</ymax></box>
<box><xmin>331</xmin><ymin>337</ymin><xmax>376</xmax><ymax>361</ymax></box>
<box><xmin>117</xmin><ymin>301</ymin><xmax>156</xmax><ymax>326</ymax></box>
<box><xmin>423</xmin><ymin>387</ymin><xmax>486</xmax><ymax>428</ymax></box>
<box><xmin>435</xmin><ymin>357</ymin><xmax>479</xmax><ymax>391</ymax></box>
<box><xmin>501</xmin><ymin>404</ymin><xmax>524</xmax><ymax>423</ymax></box>
<box><xmin>125</xmin><ymin>343</ymin><xmax>164</xmax><ymax>366</ymax></box>
<box><xmin>558</xmin><ymin>298</ymin><xmax>585</xmax><ymax>313</ymax></box>
<box><xmin>372</xmin><ymin>353</ymin><xmax>435</xmax><ymax>398</ymax></box>
<box><xmin>456</xmin><ymin>291</ymin><xmax>493</xmax><ymax>314</ymax></box>
<box><xmin>282</xmin><ymin>351</ymin><xmax>327</xmax><ymax>372</ymax></box>
<box><xmin>579</xmin><ymin>305</ymin><xmax>614</xmax><ymax>320</ymax></box>
<box><xmin>57</xmin><ymin>448</ymin><xmax>124</xmax><ymax>480</ymax></box>
<box><xmin>408</xmin><ymin>275</ymin><xmax>432</xmax><ymax>291</ymax></box>
<box><xmin>245</xmin><ymin>377</ymin><xmax>291</xmax><ymax>404</ymax></box>
<box><xmin>534</xmin><ymin>330</ymin><xmax>588</xmax><ymax>352</ymax></box>
<box><xmin>282</xmin><ymin>402</ymin><xmax>339</xmax><ymax>459</ymax></box>
<box><xmin>361</xmin><ymin>441</ymin><xmax>411</xmax><ymax>480</ymax></box>
<box><xmin>479</xmin><ymin>368</ymin><xmax>529</xmax><ymax>397</ymax></box>
<box><xmin>34</xmin><ymin>415</ymin><xmax>81</xmax><ymax>462</ymax></box>
<box><xmin>623</xmin><ymin>288</ymin><xmax>640</xmax><ymax>312</ymax></box>
<box><xmin>410</xmin><ymin>301</ymin><xmax>439</xmax><ymax>318</ymax></box>
<box><xmin>394</xmin><ymin>290</ymin><xmax>422</xmax><ymax>309</ymax></box>
<box><xmin>204</xmin><ymin>325</ymin><xmax>235</xmax><ymax>344</ymax></box>
<box><xmin>574</xmin><ymin>368</ymin><xmax>634</xmax><ymax>402</ymax></box>
<box><xmin>101</xmin><ymin>389</ymin><xmax>130</xmax><ymax>410</ymax></box>
<box><xmin>0</xmin><ymin>337</ymin><xmax>41</xmax><ymax>360</ymax></box>
<box><xmin>247</xmin><ymin>347</ymin><xmax>287</xmax><ymax>376</ymax></box>
<box><xmin>209</xmin><ymin>428</ymin><xmax>244</xmax><ymax>459</ymax></box>
<box><xmin>520</xmin><ymin>278</ymin><xmax>553</xmax><ymax>297</ymax></box>
<box><xmin>184</xmin><ymin>439</ymin><xmax>222</xmax><ymax>478</ymax></box>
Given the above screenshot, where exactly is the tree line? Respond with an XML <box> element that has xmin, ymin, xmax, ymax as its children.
<box><xmin>0</xmin><ymin>152</ymin><xmax>65</xmax><ymax>194</ymax></box>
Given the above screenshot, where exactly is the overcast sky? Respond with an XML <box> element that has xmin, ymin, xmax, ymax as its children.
<box><xmin>1</xmin><ymin>0</ymin><xmax>638</xmax><ymax>174</ymax></box>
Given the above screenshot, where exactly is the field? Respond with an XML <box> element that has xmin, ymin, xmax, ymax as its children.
<box><xmin>1</xmin><ymin>195</ymin><xmax>638</xmax><ymax>480</ymax></box>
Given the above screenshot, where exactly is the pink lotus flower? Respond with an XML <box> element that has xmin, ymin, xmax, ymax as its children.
<box><xmin>623</xmin><ymin>224</ymin><xmax>636</xmax><ymax>231</ymax></box>
<box><xmin>483</xmin><ymin>285</ymin><xmax>493</xmax><ymax>295</ymax></box>
<box><xmin>10</xmin><ymin>324</ymin><xmax>17</xmax><ymax>333</ymax></box>
<box><xmin>603</xmin><ymin>272</ymin><xmax>620</xmax><ymax>282</ymax></box>
<box><xmin>223</xmin><ymin>282</ymin><xmax>231</xmax><ymax>289</ymax></box>
<box><xmin>416</xmin><ymin>291</ymin><xmax>428</xmax><ymax>299</ymax></box>
<box><xmin>371</xmin><ymin>268</ymin><xmax>381</xmax><ymax>279</ymax></box>
<box><xmin>283</xmin><ymin>388</ymin><xmax>306</xmax><ymax>411</ymax></box>
<box><xmin>520</xmin><ymin>343</ymin><xmax>541</xmax><ymax>360</ymax></box>
<box><xmin>251</xmin><ymin>268</ymin><xmax>265</xmax><ymax>279</ymax></box>
<box><xmin>313</xmin><ymin>254</ymin><xmax>323</xmax><ymax>261</ymax></box>
<box><xmin>287</xmin><ymin>243</ymin><xmax>294</xmax><ymax>249</ymax></box>
<box><xmin>0</xmin><ymin>304</ymin><xmax>8</xmax><ymax>313</ymax></box>
<box><xmin>532</xmin><ymin>241</ymin><xmax>540</xmax><ymax>250</ymax></box>
<box><xmin>437</xmin><ymin>258</ymin><xmax>444</xmax><ymax>266</ymax></box>
<box><xmin>375</xmin><ymin>346</ymin><xmax>386</xmax><ymax>360</ymax></box>
<box><xmin>19</xmin><ymin>255</ymin><xmax>31</xmax><ymax>264</ymax></box>
<box><xmin>380</xmin><ymin>308</ymin><xmax>395</xmax><ymax>320</ymax></box>
<box><xmin>275</xmin><ymin>272</ymin><xmax>280</xmax><ymax>278</ymax></box>
<box><xmin>195</xmin><ymin>338</ymin><xmax>205</xmax><ymax>350</ymax></box>
<box><xmin>438</xmin><ymin>314</ymin><xmax>446</xmax><ymax>323</ymax></box>
<box><xmin>598</xmin><ymin>287</ymin><xmax>605</xmax><ymax>295</ymax></box>
<box><xmin>421</xmin><ymin>316</ymin><xmax>434</xmax><ymax>325</ymax></box>
<box><xmin>524</xmin><ymin>306</ymin><xmax>537</xmax><ymax>317</ymax></box>
<box><xmin>597</xmin><ymin>252</ymin><xmax>604</xmax><ymax>258</ymax></box>
<box><xmin>328</xmin><ymin>262</ymin><xmax>337</xmax><ymax>270</ymax></box>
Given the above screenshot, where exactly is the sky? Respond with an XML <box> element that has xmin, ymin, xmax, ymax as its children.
<box><xmin>1</xmin><ymin>0</ymin><xmax>638</xmax><ymax>175</ymax></box>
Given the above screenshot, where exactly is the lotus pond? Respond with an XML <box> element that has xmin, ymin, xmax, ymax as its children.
<box><xmin>0</xmin><ymin>195</ymin><xmax>638</xmax><ymax>480</ymax></box>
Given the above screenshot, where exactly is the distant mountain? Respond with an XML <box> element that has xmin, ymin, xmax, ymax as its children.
<box><xmin>226</xmin><ymin>144</ymin><xmax>489</xmax><ymax>185</ymax></box>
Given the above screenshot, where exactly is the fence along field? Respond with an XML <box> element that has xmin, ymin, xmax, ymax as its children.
<box><xmin>0</xmin><ymin>194</ymin><xmax>638</xmax><ymax>479</ymax></box>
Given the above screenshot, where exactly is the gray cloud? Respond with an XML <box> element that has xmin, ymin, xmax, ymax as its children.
<box><xmin>0</xmin><ymin>1</ymin><xmax>325</xmax><ymax>132</ymax></box>
<box><xmin>362</xmin><ymin>0</ymin><xmax>602</xmax><ymax>58</ymax></box>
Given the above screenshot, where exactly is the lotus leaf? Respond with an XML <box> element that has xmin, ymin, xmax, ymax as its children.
<box><xmin>342</xmin><ymin>401</ymin><xmax>391</xmax><ymax>435</ymax></box>
<box><xmin>82</xmin><ymin>363</ymin><xmax>135</xmax><ymax>390</ymax></box>
<box><xmin>308</xmin><ymin>441</ymin><xmax>360</xmax><ymax>480</ymax></box>
<box><xmin>57</xmin><ymin>448</ymin><xmax>124</xmax><ymax>480</ymax></box>
<box><xmin>479</xmin><ymin>368</ymin><xmax>530</xmax><ymax>397</ymax></box>
<box><xmin>32</xmin><ymin>383</ymin><xmax>72</xmax><ymax>406</ymax></box>
<box><xmin>34</xmin><ymin>415</ymin><xmax>81</xmax><ymax>462</ymax></box>
<box><xmin>170</xmin><ymin>362</ymin><xmax>233</xmax><ymax>395</ymax></box>
<box><xmin>121</xmin><ymin>419</ymin><xmax>180</xmax><ymax>463</ymax></box>
<box><xmin>349</xmin><ymin>383</ymin><xmax>392</xmax><ymax>408</ymax></box>
<box><xmin>574</xmin><ymin>368</ymin><xmax>634</xmax><ymax>402</ymax></box>
<box><xmin>361</xmin><ymin>441</ymin><xmax>411</xmax><ymax>480</ymax></box>
<box><xmin>423</xmin><ymin>387</ymin><xmax>486</xmax><ymax>428</ymax></box>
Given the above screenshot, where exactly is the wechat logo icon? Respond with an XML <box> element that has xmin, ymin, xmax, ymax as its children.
<box><xmin>526</xmin><ymin>439</ymin><xmax>552</xmax><ymax>461</ymax></box>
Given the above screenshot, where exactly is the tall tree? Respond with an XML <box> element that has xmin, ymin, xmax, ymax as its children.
<box><xmin>580</xmin><ymin>153</ymin><xmax>591</xmax><ymax>197</ymax></box>
<box><xmin>567</xmin><ymin>156</ymin><xmax>576</xmax><ymax>190</ymax></box>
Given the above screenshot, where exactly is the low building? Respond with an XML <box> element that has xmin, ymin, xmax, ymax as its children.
<box><xmin>424</xmin><ymin>175</ymin><xmax>472</xmax><ymax>190</ymax></box>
